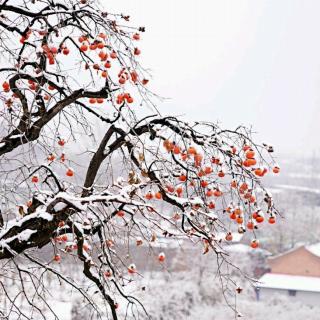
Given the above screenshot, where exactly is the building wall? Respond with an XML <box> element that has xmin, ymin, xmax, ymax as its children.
<box><xmin>268</xmin><ymin>247</ymin><xmax>320</xmax><ymax>277</ymax></box>
<box><xmin>258</xmin><ymin>287</ymin><xmax>320</xmax><ymax>305</ymax></box>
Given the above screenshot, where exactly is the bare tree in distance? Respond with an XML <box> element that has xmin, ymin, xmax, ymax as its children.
<box><xmin>0</xmin><ymin>1</ymin><xmax>281</xmax><ymax>319</ymax></box>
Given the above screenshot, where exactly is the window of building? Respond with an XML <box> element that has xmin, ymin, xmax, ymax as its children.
<box><xmin>288</xmin><ymin>290</ymin><xmax>297</xmax><ymax>297</ymax></box>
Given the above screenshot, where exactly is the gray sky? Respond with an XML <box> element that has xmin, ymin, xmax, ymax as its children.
<box><xmin>108</xmin><ymin>0</ymin><xmax>320</xmax><ymax>157</ymax></box>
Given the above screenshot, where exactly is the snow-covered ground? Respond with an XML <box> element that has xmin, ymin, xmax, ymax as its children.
<box><xmin>5</xmin><ymin>269</ymin><xmax>318</xmax><ymax>320</ymax></box>
<box><xmin>136</xmin><ymin>272</ymin><xmax>320</xmax><ymax>320</ymax></box>
<box><xmin>2</xmin><ymin>242</ymin><xmax>319</xmax><ymax>320</ymax></box>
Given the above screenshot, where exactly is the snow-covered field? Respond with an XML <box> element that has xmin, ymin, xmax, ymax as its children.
<box><xmin>7</xmin><ymin>270</ymin><xmax>318</xmax><ymax>320</ymax></box>
<box><xmin>2</xmin><ymin>242</ymin><xmax>319</xmax><ymax>320</ymax></box>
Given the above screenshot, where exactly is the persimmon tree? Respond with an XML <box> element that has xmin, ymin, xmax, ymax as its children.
<box><xmin>0</xmin><ymin>1</ymin><xmax>281</xmax><ymax>319</ymax></box>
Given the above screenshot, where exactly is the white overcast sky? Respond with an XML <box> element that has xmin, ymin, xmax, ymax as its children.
<box><xmin>107</xmin><ymin>0</ymin><xmax>320</xmax><ymax>157</ymax></box>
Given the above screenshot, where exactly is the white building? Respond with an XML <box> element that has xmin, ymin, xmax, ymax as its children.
<box><xmin>255</xmin><ymin>243</ymin><xmax>320</xmax><ymax>305</ymax></box>
<box><xmin>256</xmin><ymin>273</ymin><xmax>320</xmax><ymax>305</ymax></box>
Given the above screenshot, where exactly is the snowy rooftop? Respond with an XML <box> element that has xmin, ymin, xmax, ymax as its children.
<box><xmin>224</xmin><ymin>243</ymin><xmax>251</xmax><ymax>253</ymax></box>
<box><xmin>224</xmin><ymin>243</ymin><xmax>271</xmax><ymax>255</ymax></box>
<box><xmin>268</xmin><ymin>243</ymin><xmax>320</xmax><ymax>260</ymax></box>
<box><xmin>306</xmin><ymin>243</ymin><xmax>320</xmax><ymax>257</ymax></box>
<box><xmin>256</xmin><ymin>273</ymin><xmax>320</xmax><ymax>293</ymax></box>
